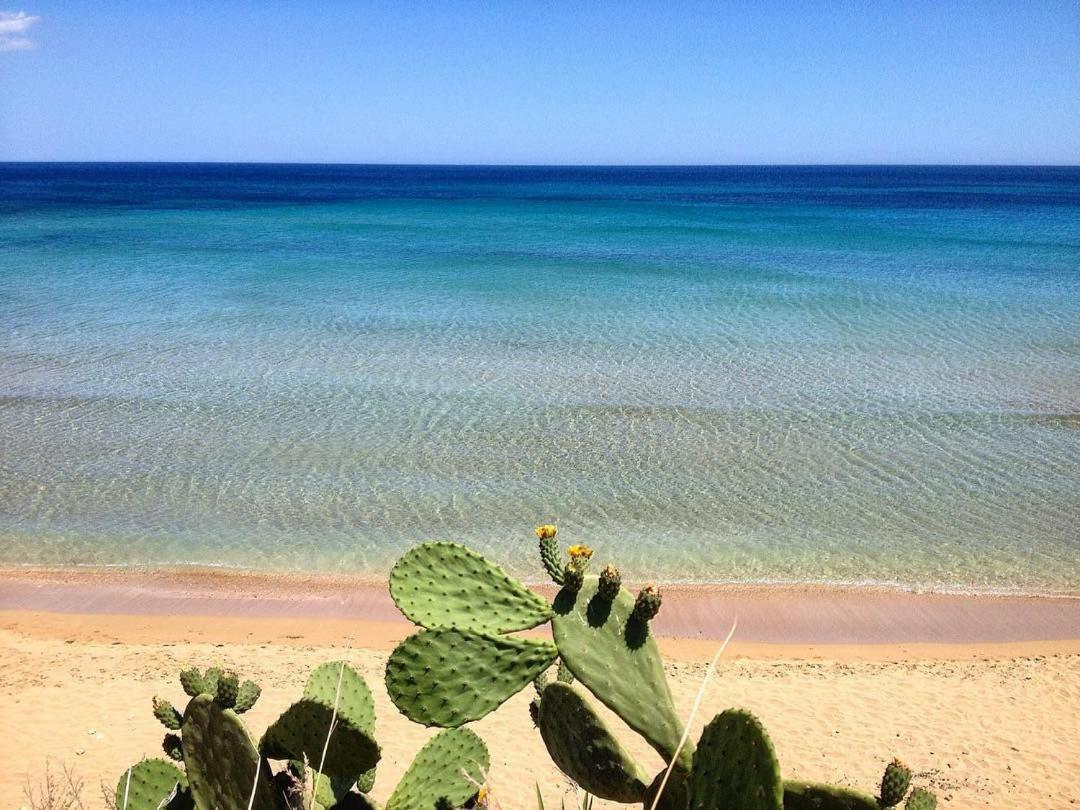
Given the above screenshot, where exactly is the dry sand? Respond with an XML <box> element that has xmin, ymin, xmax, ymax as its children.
<box><xmin>2</xmin><ymin>568</ymin><xmax>1079</xmax><ymax>809</ymax></box>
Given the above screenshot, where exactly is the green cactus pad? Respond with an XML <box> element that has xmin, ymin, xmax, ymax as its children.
<box><xmin>179</xmin><ymin>668</ymin><xmax>209</xmax><ymax>698</ymax></box>
<box><xmin>539</xmin><ymin>535</ymin><xmax>565</xmax><ymax>585</ymax></box>
<box><xmin>162</xmin><ymin>733</ymin><xmax>183</xmax><ymax>762</ymax></box>
<box><xmin>356</xmin><ymin>766</ymin><xmax>377</xmax><ymax>794</ymax></box>
<box><xmin>115</xmin><ymin>758</ymin><xmax>192</xmax><ymax>810</ymax></box>
<box><xmin>386</xmin><ymin>728</ymin><xmax>490</xmax><ymax>810</ymax></box>
<box><xmin>688</xmin><ymin>709</ymin><xmax>783</xmax><ymax>810</ymax></box>
<box><xmin>537</xmin><ymin>682</ymin><xmax>649</xmax><ymax>802</ymax></box>
<box><xmin>550</xmin><ymin>575</ymin><xmax>688</xmax><ymax>768</ymax></box>
<box><xmin>645</xmin><ymin>768</ymin><xmax>690</xmax><ymax>810</ymax></box>
<box><xmin>390</xmin><ymin>541</ymin><xmax>552</xmax><ymax>634</ymax></box>
<box><xmin>904</xmin><ymin>788</ymin><xmax>937</xmax><ymax>810</ymax></box>
<box><xmin>153</xmin><ymin>697</ymin><xmax>183</xmax><ymax>731</ymax></box>
<box><xmin>305</xmin><ymin>661</ymin><xmax>375</xmax><ymax>734</ymax></box>
<box><xmin>202</xmin><ymin>667</ymin><xmax>222</xmax><ymax>697</ymax></box>
<box><xmin>880</xmin><ymin>760</ymin><xmax>912</xmax><ymax>808</ymax></box>
<box><xmin>313</xmin><ymin>770</ymin><xmax>359</xmax><ymax>809</ymax></box>
<box><xmin>181</xmin><ymin>695</ymin><xmax>278</xmax><ymax>810</ymax></box>
<box><xmin>782</xmin><ymin>781</ymin><xmax>879</xmax><ymax>810</ymax></box>
<box><xmin>261</xmin><ymin>699</ymin><xmax>380</xmax><ymax>779</ymax></box>
<box><xmin>215</xmin><ymin>672</ymin><xmax>239</xmax><ymax>709</ymax></box>
<box><xmin>386</xmin><ymin>627</ymin><xmax>557</xmax><ymax>727</ymax></box>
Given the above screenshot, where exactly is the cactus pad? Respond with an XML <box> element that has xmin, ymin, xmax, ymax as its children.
<box><xmin>538</xmin><ymin>533</ymin><xmax>565</xmax><ymax>585</ymax></box>
<box><xmin>115</xmin><ymin>758</ymin><xmax>191</xmax><ymax>810</ymax></box>
<box><xmin>215</xmin><ymin>672</ymin><xmax>239</xmax><ymax>709</ymax></box>
<box><xmin>537</xmin><ymin>682</ymin><xmax>649</xmax><ymax>802</ymax></box>
<box><xmin>313</xmin><ymin>770</ymin><xmax>359</xmax><ymax>809</ymax></box>
<box><xmin>234</xmin><ymin>680</ymin><xmax>261</xmax><ymax>713</ymax></box>
<box><xmin>390</xmin><ymin>541</ymin><xmax>552</xmax><ymax>634</ymax></box>
<box><xmin>153</xmin><ymin>697</ymin><xmax>183</xmax><ymax>731</ymax></box>
<box><xmin>304</xmin><ymin>661</ymin><xmax>375</xmax><ymax>734</ymax></box>
<box><xmin>904</xmin><ymin>788</ymin><xmax>937</xmax><ymax>810</ymax></box>
<box><xmin>551</xmin><ymin>575</ymin><xmax>687</xmax><ymax>767</ymax></box>
<box><xmin>261</xmin><ymin>698</ymin><xmax>380</xmax><ymax>779</ymax></box>
<box><xmin>181</xmin><ymin>695</ymin><xmax>278</xmax><ymax>810</ymax></box>
<box><xmin>880</xmin><ymin>760</ymin><xmax>912</xmax><ymax>808</ymax></box>
<box><xmin>386</xmin><ymin>728</ymin><xmax>489</xmax><ymax>810</ymax></box>
<box><xmin>162</xmin><ymin>733</ymin><xmax>183</xmax><ymax>762</ymax></box>
<box><xmin>386</xmin><ymin>627</ymin><xmax>557</xmax><ymax>726</ymax></box>
<box><xmin>179</xmin><ymin>668</ymin><xmax>209</xmax><ymax>698</ymax></box>
<box><xmin>688</xmin><ymin>709</ymin><xmax>783</xmax><ymax>810</ymax></box>
<box><xmin>782</xmin><ymin>781</ymin><xmax>879</xmax><ymax>810</ymax></box>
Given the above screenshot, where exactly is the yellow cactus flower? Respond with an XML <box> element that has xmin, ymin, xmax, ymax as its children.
<box><xmin>475</xmin><ymin>786</ymin><xmax>489</xmax><ymax>806</ymax></box>
<box><xmin>535</xmin><ymin>524</ymin><xmax>558</xmax><ymax>540</ymax></box>
<box><xmin>567</xmin><ymin>544</ymin><xmax>593</xmax><ymax>560</ymax></box>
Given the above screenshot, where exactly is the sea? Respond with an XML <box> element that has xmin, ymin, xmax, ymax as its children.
<box><xmin>1</xmin><ymin>164</ymin><xmax>1077</xmax><ymax>593</ymax></box>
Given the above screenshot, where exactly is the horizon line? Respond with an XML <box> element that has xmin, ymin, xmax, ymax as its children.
<box><xmin>2</xmin><ymin>160</ymin><xmax>1079</xmax><ymax>169</ymax></box>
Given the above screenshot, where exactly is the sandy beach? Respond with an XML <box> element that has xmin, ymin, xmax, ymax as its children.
<box><xmin>3</xmin><ymin>568</ymin><xmax>1079</xmax><ymax>809</ymax></box>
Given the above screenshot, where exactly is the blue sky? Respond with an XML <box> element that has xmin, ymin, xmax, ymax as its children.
<box><xmin>1</xmin><ymin>2</ymin><xmax>1078</xmax><ymax>164</ymax></box>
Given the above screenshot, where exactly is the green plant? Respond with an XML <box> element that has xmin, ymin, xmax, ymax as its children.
<box><xmin>384</xmin><ymin>531</ymin><xmax>936</xmax><ymax>810</ymax></box>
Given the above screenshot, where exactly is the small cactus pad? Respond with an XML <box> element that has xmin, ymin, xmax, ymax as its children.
<box><xmin>162</xmin><ymin>733</ymin><xmax>183</xmax><ymax>762</ymax></box>
<box><xmin>904</xmin><ymin>788</ymin><xmax>937</xmax><ymax>810</ymax></box>
<box><xmin>313</xmin><ymin>769</ymin><xmax>359</xmax><ymax>809</ymax></box>
<box><xmin>234</xmin><ymin>680</ymin><xmax>261</xmax><ymax>713</ymax></box>
<box><xmin>305</xmin><ymin>661</ymin><xmax>375</xmax><ymax>734</ymax></box>
<box><xmin>261</xmin><ymin>699</ymin><xmax>380</xmax><ymax>779</ymax></box>
<box><xmin>563</xmin><ymin>563</ymin><xmax>585</xmax><ymax>592</ymax></box>
<box><xmin>179</xmin><ymin>668</ymin><xmax>209</xmax><ymax>698</ymax></box>
<box><xmin>688</xmin><ymin>709</ymin><xmax>783</xmax><ymax>810</ymax></box>
<box><xmin>880</xmin><ymin>760</ymin><xmax>912</xmax><ymax>808</ymax></box>
<box><xmin>781</xmin><ymin>781</ymin><xmax>879</xmax><ymax>809</ymax></box>
<box><xmin>632</xmin><ymin>585</ymin><xmax>662</xmax><ymax>622</ymax></box>
<box><xmin>551</xmin><ymin>575</ymin><xmax>687</xmax><ymax>768</ymax></box>
<box><xmin>386</xmin><ymin>627</ymin><xmax>557</xmax><ymax>727</ymax></box>
<box><xmin>386</xmin><ymin>727</ymin><xmax>490</xmax><ymax>810</ymax></box>
<box><xmin>390</xmin><ymin>541</ymin><xmax>552</xmax><ymax>633</ymax></box>
<box><xmin>202</xmin><ymin>667</ymin><xmax>222</xmax><ymax>696</ymax></box>
<box><xmin>115</xmin><ymin>758</ymin><xmax>191</xmax><ymax>810</ymax></box>
<box><xmin>538</xmin><ymin>533</ymin><xmax>565</xmax><ymax>585</ymax></box>
<box><xmin>215</xmin><ymin>672</ymin><xmax>239</xmax><ymax>709</ymax></box>
<box><xmin>537</xmin><ymin>682</ymin><xmax>649</xmax><ymax>802</ymax></box>
<box><xmin>597</xmin><ymin>565</ymin><xmax>621</xmax><ymax>600</ymax></box>
<box><xmin>181</xmin><ymin>695</ymin><xmax>278</xmax><ymax>810</ymax></box>
<box><xmin>153</xmin><ymin>697</ymin><xmax>183</xmax><ymax>731</ymax></box>
<box><xmin>356</xmin><ymin>766</ymin><xmax>377</xmax><ymax>794</ymax></box>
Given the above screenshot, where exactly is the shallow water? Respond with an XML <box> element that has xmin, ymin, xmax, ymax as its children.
<box><xmin>1</xmin><ymin>164</ymin><xmax>1078</xmax><ymax>591</ymax></box>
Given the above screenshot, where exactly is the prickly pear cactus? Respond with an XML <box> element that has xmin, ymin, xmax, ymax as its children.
<box><xmin>115</xmin><ymin>758</ymin><xmax>192</xmax><ymax>810</ymax></box>
<box><xmin>687</xmin><ymin>709</ymin><xmax>783</xmax><ymax>810</ymax></box>
<box><xmin>386</xmin><ymin>727</ymin><xmax>490</xmax><ymax>810</ymax></box>
<box><xmin>179</xmin><ymin>668</ymin><xmax>209</xmax><ymax>698</ymax></box>
<box><xmin>632</xmin><ymin>584</ymin><xmax>662</xmax><ymax>623</ymax></box>
<box><xmin>781</xmin><ymin>781</ymin><xmax>879</xmax><ymax>809</ymax></box>
<box><xmin>304</xmin><ymin>661</ymin><xmax>375</xmax><ymax>735</ymax></box>
<box><xmin>550</xmin><ymin>575</ymin><xmax>688</xmax><ymax>768</ymax></box>
<box><xmin>312</xmin><ymin>769</ymin><xmax>360</xmax><ymax>810</ymax></box>
<box><xmin>261</xmin><ymin>698</ymin><xmax>380</xmax><ymax>779</ymax></box>
<box><xmin>153</xmin><ymin>697</ymin><xmax>183</xmax><ymax>731</ymax></box>
<box><xmin>215</xmin><ymin>672</ymin><xmax>239</xmax><ymax>709</ymax></box>
<box><xmin>563</xmin><ymin>563</ymin><xmax>585</xmax><ymax>592</ymax></box>
<box><xmin>880</xmin><ymin>760</ymin><xmax>912</xmax><ymax>808</ymax></box>
<box><xmin>162</xmin><ymin>733</ymin><xmax>183</xmax><ymax>762</ymax></box>
<box><xmin>904</xmin><ymin>788</ymin><xmax>937</xmax><ymax>810</ymax></box>
<box><xmin>234</xmin><ymin>680</ymin><xmax>261</xmax><ymax>713</ymax></box>
<box><xmin>386</xmin><ymin>627</ymin><xmax>557</xmax><ymax>726</ymax></box>
<box><xmin>597</xmin><ymin>565</ymin><xmax>621</xmax><ymax>600</ymax></box>
<box><xmin>537</xmin><ymin>682</ymin><xmax>649</xmax><ymax>802</ymax></box>
<box><xmin>181</xmin><ymin>694</ymin><xmax>278</xmax><ymax>810</ymax></box>
<box><xmin>536</xmin><ymin>525</ymin><xmax>564</xmax><ymax>585</ymax></box>
<box><xmin>390</xmin><ymin>541</ymin><xmax>552</xmax><ymax>634</ymax></box>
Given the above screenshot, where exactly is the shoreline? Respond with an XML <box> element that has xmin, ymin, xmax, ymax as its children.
<box><xmin>3</xmin><ymin>564</ymin><xmax>1078</xmax><ymax>647</ymax></box>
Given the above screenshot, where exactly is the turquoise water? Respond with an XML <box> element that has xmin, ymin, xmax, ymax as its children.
<box><xmin>1</xmin><ymin>165</ymin><xmax>1078</xmax><ymax>592</ymax></box>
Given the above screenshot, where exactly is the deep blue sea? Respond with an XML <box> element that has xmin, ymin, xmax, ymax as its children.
<box><xmin>1</xmin><ymin>164</ymin><xmax>1078</xmax><ymax>592</ymax></box>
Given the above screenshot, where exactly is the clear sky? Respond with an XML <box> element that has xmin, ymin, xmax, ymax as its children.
<box><xmin>1</xmin><ymin>1</ymin><xmax>1078</xmax><ymax>164</ymax></box>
